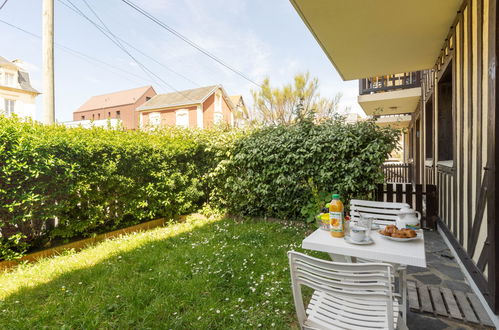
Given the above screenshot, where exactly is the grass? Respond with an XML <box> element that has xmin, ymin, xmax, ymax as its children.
<box><xmin>0</xmin><ymin>214</ymin><xmax>323</xmax><ymax>329</ymax></box>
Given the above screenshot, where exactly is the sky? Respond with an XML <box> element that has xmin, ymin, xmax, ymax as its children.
<box><xmin>0</xmin><ymin>0</ymin><xmax>364</xmax><ymax>122</ymax></box>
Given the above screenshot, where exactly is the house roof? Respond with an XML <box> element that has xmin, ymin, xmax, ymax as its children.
<box><xmin>0</xmin><ymin>56</ymin><xmax>17</xmax><ymax>69</ymax></box>
<box><xmin>17</xmin><ymin>71</ymin><xmax>40</xmax><ymax>94</ymax></box>
<box><xmin>229</xmin><ymin>95</ymin><xmax>243</xmax><ymax>106</ymax></box>
<box><xmin>0</xmin><ymin>56</ymin><xmax>40</xmax><ymax>94</ymax></box>
<box><xmin>137</xmin><ymin>85</ymin><xmax>234</xmax><ymax>111</ymax></box>
<box><xmin>75</xmin><ymin>86</ymin><xmax>155</xmax><ymax>113</ymax></box>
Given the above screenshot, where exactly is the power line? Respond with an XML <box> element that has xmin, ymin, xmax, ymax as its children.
<box><xmin>61</xmin><ymin>0</ymin><xmax>172</xmax><ymax>92</ymax></box>
<box><xmin>75</xmin><ymin>1</ymin><xmax>200</xmax><ymax>87</ymax></box>
<box><xmin>0</xmin><ymin>0</ymin><xmax>9</xmax><ymax>11</ymax></box>
<box><xmin>56</xmin><ymin>0</ymin><xmax>200</xmax><ymax>88</ymax></box>
<box><xmin>60</xmin><ymin>0</ymin><xmax>199</xmax><ymax>102</ymax></box>
<box><xmin>0</xmin><ymin>18</ymin><xmax>155</xmax><ymax>85</ymax></box>
<box><xmin>120</xmin><ymin>0</ymin><xmax>261</xmax><ymax>88</ymax></box>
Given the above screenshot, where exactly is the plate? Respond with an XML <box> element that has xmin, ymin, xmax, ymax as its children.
<box><xmin>344</xmin><ymin>236</ymin><xmax>374</xmax><ymax>245</ymax></box>
<box><xmin>377</xmin><ymin>230</ymin><xmax>422</xmax><ymax>242</ymax></box>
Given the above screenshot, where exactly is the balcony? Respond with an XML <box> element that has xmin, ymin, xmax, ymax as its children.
<box><xmin>359</xmin><ymin>71</ymin><xmax>421</xmax><ymax>95</ymax></box>
<box><xmin>357</xmin><ymin>71</ymin><xmax>422</xmax><ymax>116</ymax></box>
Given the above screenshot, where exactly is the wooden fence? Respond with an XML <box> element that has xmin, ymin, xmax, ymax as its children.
<box><xmin>381</xmin><ymin>162</ymin><xmax>413</xmax><ymax>183</ymax></box>
<box><xmin>375</xmin><ymin>183</ymin><xmax>438</xmax><ymax>229</ymax></box>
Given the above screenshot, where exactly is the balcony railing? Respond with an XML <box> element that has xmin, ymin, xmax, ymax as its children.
<box><xmin>359</xmin><ymin>71</ymin><xmax>422</xmax><ymax>95</ymax></box>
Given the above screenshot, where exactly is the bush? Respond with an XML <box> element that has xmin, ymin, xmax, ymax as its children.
<box><xmin>0</xmin><ymin>117</ymin><xmax>216</xmax><ymax>260</ymax></box>
<box><xmin>211</xmin><ymin>118</ymin><xmax>399</xmax><ymax>222</ymax></box>
<box><xmin>0</xmin><ymin>116</ymin><xmax>398</xmax><ymax>260</ymax></box>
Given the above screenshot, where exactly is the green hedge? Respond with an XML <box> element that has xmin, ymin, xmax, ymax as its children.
<box><xmin>0</xmin><ymin>116</ymin><xmax>397</xmax><ymax>260</ymax></box>
<box><xmin>211</xmin><ymin>118</ymin><xmax>399</xmax><ymax>221</ymax></box>
<box><xmin>0</xmin><ymin>117</ymin><xmax>221</xmax><ymax>260</ymax></box>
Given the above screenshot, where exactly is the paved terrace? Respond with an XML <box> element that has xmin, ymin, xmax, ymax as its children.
<box><xmin>405</xmin><ymin>230</ymin><xmax>495</xmax><ymax>329</ymax></box>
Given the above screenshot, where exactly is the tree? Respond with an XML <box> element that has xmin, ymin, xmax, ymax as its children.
<box><xmin>250</xmin><ymin>72</ymin><xmax>342</xmax><ymax>125</ymax></box>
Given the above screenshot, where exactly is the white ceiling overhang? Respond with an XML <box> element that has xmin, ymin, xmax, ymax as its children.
<box><xmin>290</xmin><ymin>0</ymin><xmax>463</xmax><ymax>80</ymax></box>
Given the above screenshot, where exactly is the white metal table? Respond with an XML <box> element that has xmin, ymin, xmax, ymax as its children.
<box><xmin>302</xmin><ymin>228</ymin><xmax>427</xmax><ymax>322</ymax></box>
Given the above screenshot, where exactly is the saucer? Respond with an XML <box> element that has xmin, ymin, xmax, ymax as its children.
<box><xmin>344</xmin><ymin>236</ymin><xmax>374</xmax><ymax>245</ymax></box>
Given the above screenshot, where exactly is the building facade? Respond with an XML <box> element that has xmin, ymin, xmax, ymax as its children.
<box><xmin>291</xmin><ymin>0</ymin><xmax>498</xmax><ymax>316</ymax></box>
<box><xmin>137</xmin><ymin>85</ymin><xmax>235</xmax><ymax>129</ymax></box>
<box><xmin>72</xmin><ymin>86</ymin><xmax>156</xmax><ymax>130</ymax></box>
<box><xmin>0</xmin><ymin>56</ymin><xmax>40</xmax><ymax>120</ymax></box>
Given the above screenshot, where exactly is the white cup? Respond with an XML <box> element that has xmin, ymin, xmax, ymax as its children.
<box><xmin>350</xmin><ymin>226</ymin><xmax>367</xmax><ymax>242</ymax></box>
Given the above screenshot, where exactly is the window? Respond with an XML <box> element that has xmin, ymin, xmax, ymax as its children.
<box><xmin>175</xmin><ymin>109</ymin><xmax>189</xmax><ymax>128</ymax></box>
<box><xmin>149</xmin><ymin>112</ymin><xmax>160</xmax><ymax>127</ymax></box>
<box><xmin>437</xmin><ymin>63</ymin><xmax>453</xmax><ymax>162</ymax></box>
<box><xmin>215</xmin><ymin>91</ymin><xmax>222</xmax><ymax>114</ymax></box>
<box><xmin>214</xmin><ymin>112</ymin><xmax>223</xmax><ymax>124</ymax></box>
<box><xmin>4</xmin><ymin>99</ymin><xmax>15</xmax><ymax>115</ymax></box>
<box><xmin>146</xmin><ymin>97</ymin><xmax>151</xmax><ymax>101</ymax></box>
<box><xmin>214</xmin><ymin>90</ymin><xmax>223</xmax><ymax>125</ymax></box>
<box><xmin>92</xmin><ymin>114</ymin><xmax>95</xmax><ymax>120</ymax></box>
<box><xmin>81</xmin><ymin>115</ymin><xmax>85</xmax><ymax>120</ymax></box>
<box><xmin>4</xmin><ymin>73</ymin><xmax>14</xmax><ymax>86</ymax></box>
<box><xmin>98</xmin><ymin>113</ymin><xmax>101</xmax><ymax>120</ymax></box>
<box><xmin>425</xmin><ymin>97</ymin><xmax>433</xmax><ymax>159</ymax></box>
<box><xmin>108</xmin><ymin>112</ymin><xmax>111</xmax><ymax>118</ymax></box>
<box><xmin>116</xmin><ymin>111</ymin><xmax>120</xmax><ymax>119</ymax></box>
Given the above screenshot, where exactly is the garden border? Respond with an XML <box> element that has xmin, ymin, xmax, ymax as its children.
<box><xmin>0</xmin><ymin>217</ymin><xmax>179</xmax><ymax>271</ymax></box>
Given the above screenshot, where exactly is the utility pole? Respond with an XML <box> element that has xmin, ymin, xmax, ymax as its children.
<box><xmin>42</xmin><ymin>0</ymin><xmax>55</xmax><ymax>124</ymax></box>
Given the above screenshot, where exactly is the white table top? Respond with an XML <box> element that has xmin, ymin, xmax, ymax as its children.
<box><xmin>302</xmin><ymin>229</ymin><xmax>427</xmax><ymax>268</ymax></box>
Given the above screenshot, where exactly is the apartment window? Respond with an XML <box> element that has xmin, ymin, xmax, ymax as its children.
<box><xmin>4</xmin><ymin>99</ymin><xmax>15</xmax><ymax>115</ymax></box>
<box><xmin>214</xmin><ymin>112</ymin><xmax>223</xmax><ymax>124</ymax></box>
<box><xmin>425</xmin><ymin>97</ymin><xmax>433</xmax><ymax>159</ymax></box>
<box><xmin>4</xmin><ymin>73</ymin><xmax>14</xmax><ymax>86</ymax></box>
<box><xmin>149</xmin><ymin>112</ymin><xmax>161</xmax><ymax>127</ymax></box>
<box><xmin>437</xmin><ymin>63</ymin><xmax>453</xmax><ymax>162</ymax></box>
<box><xmin>175</xmin><ymin>109</ymin><xmax>189</xmax><ymax>128</ymax></box>
<box><xmin>215</xmin><ymin>91</ymin><xmax>222</xmax><ymax>113</ymax></box>
<box><xmin>81</xmin><ymin>115</ymin><xmax>85</xmax><ymax>120</ymax></box>
<box><xmin>116</xmin><ymin>111</ymin><xmax>120</xmax><ymax>119</ymax></box>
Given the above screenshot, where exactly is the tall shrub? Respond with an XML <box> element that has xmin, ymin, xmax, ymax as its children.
<box><xmin>0</xmin><ymin>117</ymin><xmax>213</xmax><ymax>259</ymax></box>
<box><xmin>212</xmin><ymin>118</ymin><xmax>399</xmax><ymax>221</ymax></box>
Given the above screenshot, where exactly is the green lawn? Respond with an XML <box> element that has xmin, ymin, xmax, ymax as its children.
<box><xmin>0</xmin><ymin>215</ymin><xmax>322</xmax><ymax>329</ymax></box>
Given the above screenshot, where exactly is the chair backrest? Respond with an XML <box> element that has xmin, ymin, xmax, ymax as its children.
<box><xmin>288</xmin><ymin>251</ymin><xmax>396</xmax><ymax>330</ymax></box>
<box><xmin>350</xmin><ymin>199</ymin><xmax>410</xmax><ymax>226</ymax></box>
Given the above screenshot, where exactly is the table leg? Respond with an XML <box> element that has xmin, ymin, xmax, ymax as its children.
<box><xmin>400</xmin><ymin>267</ymin><xmax>407</xmax><ymax>323</ymax></box>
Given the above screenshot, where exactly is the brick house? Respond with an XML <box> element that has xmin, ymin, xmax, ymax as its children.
<box><xmin>137</xmin><ymin>85</ymin><xmax>236</xmax><ymax>129</ymax></box>
<box><xmin>72</xmin><ymin>86</ymin><xmax>157</xmax><ymax>130</ymax></box>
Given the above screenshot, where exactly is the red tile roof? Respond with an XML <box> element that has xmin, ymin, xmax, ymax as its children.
<box><xmin>75</xmin><ymin>86</ymin><xmax>154</xmax><ymax>112</ymax></box>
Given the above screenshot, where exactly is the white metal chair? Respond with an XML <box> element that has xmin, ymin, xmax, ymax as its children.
<box><xmin>349</xmin><ymin>199</ymin><xmax>410</xmax><ymax>226</ymax></box>
<box><xmin>288</xmin><ymin>251</ymin><xmax>407</xmax><ymax>330</ymax></box>
<box><xmin>350</xmin><ymin>199</ymin><xmax>411</xmax><ymax>323</ymax></box>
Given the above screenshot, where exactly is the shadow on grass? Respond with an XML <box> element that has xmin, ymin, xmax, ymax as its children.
<box><xmin>0</xmin><ymin>217</ymin><xmax>314</xmax><ymax>329</ymax></box>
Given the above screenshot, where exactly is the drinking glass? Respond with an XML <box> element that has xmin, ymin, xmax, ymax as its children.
<box><xmin>358</xmin><ymin>214</ymin><xmax>374</xmax><ymax>238</ymax></box>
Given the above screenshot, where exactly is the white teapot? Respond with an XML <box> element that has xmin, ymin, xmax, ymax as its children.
<box><xmin>396</xmin><ymin>206</ymin><xmax>421</xmax><ymax>230</ymax></box>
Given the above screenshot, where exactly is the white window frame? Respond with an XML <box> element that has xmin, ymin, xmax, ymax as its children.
<box><xmin>214</xmin><ymin>112</ymin><xmax>224</xmax><ymax>124</ymax></box>
<box><xmin>4</xmin><ymin>72</ymin><xmax>14</xmax><ymax>87</ymax></box>
<box><xmin>175</xmin><ymin>109</ymin><xmax>189</xmax><ymax>128</ymax></box>
<box><xmin>4</xmin><ymin>99</ymin><xmax>15</xmax><ymax>115</ymax></box>
<box><xmin>215</xmin><ymin>91</ymin><xmax>223</xmax><ymax>114</ymax></box>
<box><xmin>149</xmin><ymin>112</ymin><xmax>160</xmax><ymax>127</ymax></box>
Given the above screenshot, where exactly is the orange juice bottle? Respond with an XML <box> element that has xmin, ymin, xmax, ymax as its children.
<box><xmin>329</xmin><ymin>194</ymin><xmax>344</xmax><ymax>238</ymax></box>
